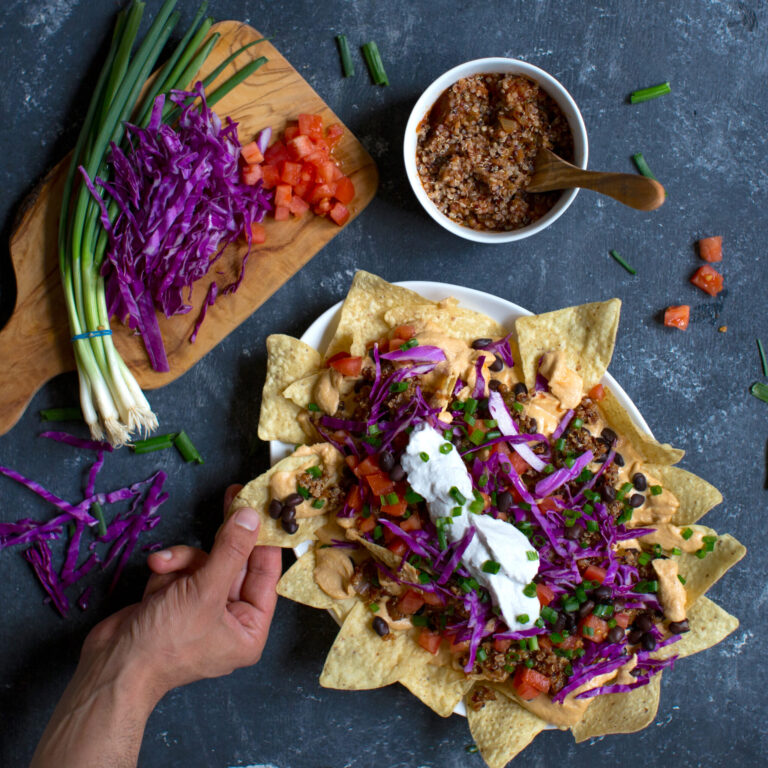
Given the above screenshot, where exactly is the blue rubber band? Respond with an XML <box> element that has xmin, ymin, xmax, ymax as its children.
<box><xmin>71</xmin><ymin>329</ymin><xmax>113</xmax><ymax>341</ymax></box>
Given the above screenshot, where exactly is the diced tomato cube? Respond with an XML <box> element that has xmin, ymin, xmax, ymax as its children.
<box><xmin>698</xmin><ymin>236</ymin><xmax>722</xmax><ymax>262</ymax></box>
<box><xmin>400</xmin><ymin>514</ymin><xmax>422</xmax><ymax>532</ymax></box>
<box><xmin>313</xmin><ymin>137</ymin><xmax>331</xmax><ymax>155</ymax></box>
<box><xmin>314</xmin><ymin>199</ymin><xmax>332</xmax><ymax>215</ymax></box>
<box><xmin>578</xmin><ymin>614</ymin><xmax>609</xmax><ymax>643</ymax></box>
<box><xmin>536</xmin><ymin>583</ymin><xmax>556</xmax><ymax>607</ymax></box>
<box><xmin>588</xmin><ymin>383</ymin><xmax>606</xmax><ymax>401</ymax></box>
<box><xmin>397</xmin><ymin>589</ymin><xmax>425</xmax><ymax>615</ymax></box>
<box><xmin>261</xmin><ymin>164</ymin><xmax>280</xmax><ymax>189</ymax></box>
<box><xmin>422</xmin><ymin>590</ymin><xmax>444</xmax><ymax>607</ymax></box>
<box><xmin>614</xmin><ymin>612</ymin><xmax>632</xmax><ymax>629</ymax></box>
<box><xmin>307</xmin><ymin>183</ymin><xmax>337</xmax><ymax>205</ymax></box>
<box><xmin>690</xmin><ymin>265</ymin><xmax>724</xmax><ymax>296</ymax></box>
<box><xmin>329</xmin><ymin>202</ymin><xmax>350</xmax><ymax>226</ymax></box>
<box><xmin>392</xmin><ymin>324</ymin><xmax>415</xmax><ymax>341</ymax></box>
<box><xmin>275</xmin><ymin>184</ymin><xmax>292</xmax><ymax>208</ymax></box>
<box><xmin>292</xmin><ymin>182</ymin><xmax>309</xmax><ymax>199</ymax></box>
<box><xmin>345</xmin><ymin>485</ymin><xmax>362</xmax><ymax>512</ymax></box>
<box><xmin>325</xmin><ymin>122</ymin><xmax>344</xmax><ymax>147</ymax></box>
<box><xmin>512</xmin><ymin>667</ymin><xmax>550</xmax><ymax>700</ymax></box>
<box><xmin>328</xmin><ymin>355</ymin><xmax>363</xmax><ymax>377</ymax></box>
<box><xmin>493</xmin><ymin>637</ymin><xmax>513</xmax><ymax>653</ymax></box>
<box><xmin>279</xmin><ymin>161</ymin><xmax>302</xmax><ymax>186</ymax></box>
<box><xmin>387</xmin><ymin>539</ymin><xmax>408</xmax><ymax>558</ymax></box>
<box><xmin>274</xmin><ymin>205</ymin><xmax>290</xmax><ymax>221</ymax></box>
<box><xmin>365</xmin><ymin>471</ymin><xmax>395</xmax><ymax>496</ymax></box>
<box><xmin>553</xmin><ymin>633</ymin><xmax>580</xmax><ymax>650</ymax></box>
<box><xmin>583</xmin><ymin>565</ymin><xmax>607</xmax><ymax>584</ymax></box>
<box><xmin>241</xmin><ymin>163</ymin><xmax>263</xmax><ymax>186</ymax></box>
<box><xmin>298</xmin><ymin>113</ymin><xmax>324</xmax><ymax>141</ymax></box>
<box><xmin>381</xmin><ymin>498</ymin><xmax>407</xmax><ymax>517</ymax></box>
<box><xmin>264</xmin><ymin>141</ymin><xmax>289</xmax><ymax>165</ymax></box>
<box><xmin>316</xmin><ymin>160</ymin><xmax>343</xmax><ymax>185</ymax></box>
<box><xmin>358</xmin><ymin>515</ymin><xmax>377</xmax><ymax>533</ymax></box>
<box><xmin>284</xmin><ymin>123</ymin><xmax>299</xmax><ymax>141</ymax></box>
<box><xmin>286</xmin><ymin>134</ymin><xmax>315</xmax><ymax>161</ymax></box>
<box><xmin>538</xmin><ymin>496</ymin><xmax>562</xmax><ymax>513</ymax></box>
<box><xmin>241</xmin><ymin>140</ymin><xmax>264</xmax><ymax>165</ymax></box>
<box><xmin>248</xmin><ymin>222</ymin><xmax>266</xmax><ymax>244</ymax></box>
<box><xmin>664</xmin><ymin>305</ymin><xmax>690</xmax><ymax>330</ymax></box>
<box><xmin>289</xmin><ymin>195</ymin><xmax>309</xmax><ymax>217</ymax></box>
<box><xmin>345</xmin><ymin>455</ymin><xmax>360</xmax><ymax>472</ymax></box>
<box><xmin>355</xmin><ymin>455</ymin><xmax>380</xmax><ymax>476</ymax></box>
<box><xmin>334</xmin><ymin>175</ymin><xmax>355</xmax><ymax>204</ymax></box>
<box><xmin>510</xmin><ymin>452</ymin><xmax>530</xmax><ymax>475</ymax></box>
<box><xmin>417</xmin><ymin>629</ymin><xmax>442</xmax><ymax>655</ymax></box>
<box><xmin>446</xmin><ymin>633</ymin><xmax>470</xmax><ymax>654</ymax></box>
<box><xmin>300</xmin><ymin>162</ymin><xmax>316</xmax><ymax>182</ymax></box>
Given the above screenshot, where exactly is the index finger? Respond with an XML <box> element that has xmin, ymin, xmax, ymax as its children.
<box><xmin>200</xmin><ymin>506</ymin><xmax>262</xmax><ymax>597</ymax></box>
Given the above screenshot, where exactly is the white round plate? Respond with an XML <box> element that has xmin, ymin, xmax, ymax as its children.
<box><xmin>268</xmin><ymin>281</ymin><xmax>653</xmax><ymax>717</ymax></box>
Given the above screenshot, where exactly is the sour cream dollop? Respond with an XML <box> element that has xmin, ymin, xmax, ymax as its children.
<box><xmin>400</xmin><ymin>423</ymin><xmax>541</xmax><ymax>631</ymax></box>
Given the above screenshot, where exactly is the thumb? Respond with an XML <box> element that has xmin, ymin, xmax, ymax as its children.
<box><xmin>200</xmin><ymin>507</ymin><xmax>262</xmax><ymax>597</ymax></box>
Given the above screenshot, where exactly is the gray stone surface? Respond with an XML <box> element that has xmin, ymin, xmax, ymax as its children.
<box><xmin>0</xmin><ymin>1</ymin><xmax>765</xmax><ymax>766</ymax></box>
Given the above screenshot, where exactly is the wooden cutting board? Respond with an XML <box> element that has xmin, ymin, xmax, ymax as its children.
<box><xmin>0</xmin><ymin>21</ymin><xmax>377</xmax><ymax>437</ymax></box>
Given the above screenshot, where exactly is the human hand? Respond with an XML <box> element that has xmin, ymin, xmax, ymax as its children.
<box><xmin>82</xmin><ymin>484</ymin><xmax>282</xmax><ymax>699</ymax></box>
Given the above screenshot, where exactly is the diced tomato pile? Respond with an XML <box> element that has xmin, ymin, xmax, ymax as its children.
<box><xmin>239</xmin><ymin>113</ymin><xmax>354</xmax><ymax>243</ymax></box>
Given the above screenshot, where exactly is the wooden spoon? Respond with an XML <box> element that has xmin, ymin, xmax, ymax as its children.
<box><xmin>527</xmin><ymin>147</ymin><xmax>665</xmax><ymax>211</ymax></box>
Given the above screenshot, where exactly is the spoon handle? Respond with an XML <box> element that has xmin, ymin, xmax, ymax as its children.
<box><xmin>528</xmin><ymin>149</ymin><xmax>665</xmax><ymax>211</ymax></box>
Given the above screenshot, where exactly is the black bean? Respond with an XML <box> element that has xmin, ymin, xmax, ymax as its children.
<box><xmin>472</xmin><ymin>338</ymin><xmax>492</xmax><ymax>350</ymax></box>
<box><xmin>282</xmin><ymin>519</ymin><xmax>299</xmax><ymax>534</ymax></box>
<box><xmin>389</xmin><ymin>464</ymin><xmax>406</xmax><ymax>482</ymax></box>
<box><xmin>553</xmin><ymin>613</ymin><xmax>567</xmax><ymax>632</ymax></box>
<box><xmin>635</xmin><ymin>614</ymin><xmax>653</xmax><ymax>633</ymax></box>
<box><xmin>601</xmin><ymin>427</ymin><xmax>617</xmax><ymax>444</ymax></box>
<box><xmin>489</xmin><ymin>355</ymin><xmax>504</xmax><ymax>372</ymax></box>
<box><xmin>668</xmin><ymin>619</ymin><xmax>690</xmax><ymax>634</ymax></box>
<box><xmin>489</xmin><ymin>379</ymin><xmax>502</xmax><ymax>391</ymax></box>
<box><xmin>614</xmin><ymin>452</ymin><xmax>625</xmax><ymax>467</ymax></box>
<box><xmin>607</xmin><ymin>626</ymin><xmax>625</xmax><ymax>644</ymax></box>
<box><xmin>565</xmin><ymin>613</ymin><xmax>577</xmax><ymax>633</ymax></box>
<box><xmin>632</xmin><ymin>472</ymin><xmax>647</xmax><ymax>491</ymax></box>
<box><xmin>628</xmin><ymin>493</ymin><xmax>645</xmax><ymax>508</ymax></box>
<box><xmin>281</xmin><ymin>505</ymin><xmax>296</xmax><ymax>523</ymax></box>
<box><xmin>578</xmin><ymin>600</ymin><xmax>595</xmax><ymax>619</ymax></box>
<box><xmin>529</xmin><ymin>418</ymin><xmax>538</xmax><ymax>433</ymax></box>
<box><xmin>513</xmin><ymin>382</ymin><xmax>528</xmax><ymax>396</ymax></box>
<box><xmin>283</xmin><ymin>493</ymin><xmax>303</xmax><ymax>508</ymax></box>
<box><xmin>627</xmin><ymin>629</ymin><xmax>643</xmax><ymax>644</ymax></box>
<box><xmin>268</xmin><ymin>499</ymin><xmax>283</xmax><ymax>519</ymax></box>
<box><xmin>592</xmin><ymin>585</ymin><xmax>612</xmax><ymax>601</ymax></box>
<box><xmin>603</xmin><ymin>485</ymin><xmax>617</xmax><ymax>501</ymax></box>
<box><xmin>497</xmin><ymin>490</ymin><xmax>512</xmax><ymax>513</ymax></box>
<box><xmin>641</xmin><ymin>633</ymin><xmax>657</xmax><ymax>651</ymax></box>
<box><xmin>378</xmin><ymin>451</ymin><xmax>395</xmax><ymax>472</ymax></box>
<box><xmin>564</xmin><ymin>524</ymin><xmax>581</xmax><ymax>540</ymax></box>
<box><xmin>372</xmin><ymin>616</ymin><xmax>389</xmax><ymax>636</ymax></box>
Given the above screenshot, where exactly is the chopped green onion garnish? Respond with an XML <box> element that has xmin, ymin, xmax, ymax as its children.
<box><xmin>485</xmin><ymin>419</ymin><xmax>498</xmax><ymax>428</ymax></box>
<box><xmin>633</xmin><ymin>580</ymin><xmax>659</xmax><ymax>593</ymax></box>
<box><xmin>524</xmin><ymin>658</ymin><xmax>535</xmax><ymax>668</ymax></box>
<box><xmin>411</xmin><ymin>614</ymin><xmax>428</xmax><ymax>627</ymax></box>
<box><xmin>564</xmin><ymin>456</ymin><xmax>576</xmax><ymax>469</ymax></box>
<box><xmin>468</xmin><ymin>429</ymin><xmax>484</xmax><ymax>445</ymax></box>
<box><xmin>758</xmin><ymin>338</ymin><xmax>768</xmax><ymax>378</ymax></box>
<box><xmin>638</xmin><ymin>552</ymin><xmax>652</xmax><ymax>566</ymax></box>
<box><xmin>39</xmin><ymin>407</ymin><xmax>83</xmax><ymax>422</ymax></box>
<box><xmin>297</xmin><ymin>485</ymin><xmax>311</xmax><ymax>499</ymax></box>
<box><xmin>385</xmin><ymin>492</ymin><xmax>398</xmax><ymax>506</ymax></box>
<box><xmin>373</xmin><ymin>524</ymin><xmax>383</xmax><ymax>539</ymax></box>
<box><xmin>306</xmin><ymin>465</ymin><xmax>323</xmax><ymax>478</ymax></box>
<box><xmin>132</xmin><ymin>434</ymin><xmax>176</xmax><ymax>454</ymax></box>
<box><xmin>311</xmin><ymin>498</ymin><xmax>325</xmax><ymax>509</ymax></box>
<box><xmin>451</xmin><ymin>506</ymin><xmax>462</xmax><ymax>517</ymax></box>
<box><xmin>617</xmin><ymin>481</ymin><xmax>634</xmax><ymax>500</ymax></box>
<box><xmin>630</xmin><ymin>81</ymin><xmax>671</xmax><ymax>104</ymax></box>
<box><xmin>671</xmin><ymin>547</ymin><xmax>682</xmax><ymax>556</ymax></box>
<box><xmin>585</xmin><ymin>519</ymin><xmax>599</xmax><ymax>533</ymax></box>
<box><xmin>405</xmin><ymin>488</ymin><xmax>423</xmax><ymax>504</ymax></box>
<box><xmin>419</xmin><ymin>451</ymin><xmax>429</xmax><ymax>463</ymax></box>
<box><xmin>450</xmin><ymin>487</ymin><xmax>467</xmax><ymax>505</ymax></box>
<box><xmin>512</xmin><ymin>401</ymin><xmax>524</xmax><ymax>413</ymax></box>
<box><xmin>418</xmin><ymin>572</ymin><xmax>431</xmax><ymax>584</ymax></box>
<box><xmin>523</xmin><ymin>583</ymin><xmax>537</xmax><ymax>599</ymax></box>
<box><xmin>616</xmin><ymin>508</ymin><xmax>633</xmax><ymax>525</ymax></box>
<box><xmin>335</xmin><ymin>33</ymin><xmax>355</xmax><ymax>77</ymax></box>
<box><xmin>543</xmin><ymin>463</ymin><xmax>555</xmax><ymax>474</ymax></box>
<box><xmin>555</xmin><ymin>438</ymin><xmax>566</xmax><ymax>452</ymax></box>
<box><xmin>369</xmin><ymin>602</ymin><xmax>379</xmax><ymax>612</ymax></box>
<box><xmin>174</xmin><ymin>430</ymin><xmax>203</xmax><ymax>464</ymax></box>
<box><xmin>485</xmin><ymin>429</ymin><xmax>502</xmax><ymax>440</ymax></box>
<box><xmin>516</xmin><ymin>613</ymin><xmax>529</xmax><ymax>624</ymax></box>
<box><xmin>593</xmin><ymin>604</ymin><xmax>614</xmax><ymax>618</ymax></box>
<box><xmin>468</xmin><ymin>499</ymin><xmax>483</xmax><ymax>514</ymax></box>
<box><xmin>307</xmin><ymin>402</ymin><xmax>320</xmax><ymax>412</ymax></box>
<box><xmin>650</xmin><ymin>485</ymin><xmax>663</xmax><ymax>495</ymax></box>
<box><xmin>677</xmin><ymin>574</ymin><xmax>687</xmax><ymax>585</ymax></box>
<box><xmin>577</xmin><ymin>468</ymin><xmax>593</xmax><ymax>483</ymax></box>
<box><xmin>750</xmin><ymin>382</ymin><xmax>768</xmax><ymax>404</ymax></box>
<box><xmin>482</xmin><ymin>560</ymin><xmax>501</xmax><ymax>574</ymax></box>
<box><xmin>609</xmin><ymin>249</ymin><xmax>637</xmax><ymax>275</ymax></box>
<box><xmin>534</xmin><ymin>618</ymin><xmax>544</xmax><ymax>628</ymax></box>
<box><xmin>631</xmin><ymin>152</ymin><xmax>658</xmax><ymax>181</ymax></box>
<box><xmin>434</xmin><ymin>443</ymin><xmax>452</xmax><ymax>457</ymax></box>
<box><xmin>463</xmin><ymin>398</ymin><xmax>478</xmax><ymax>415</ymax></box>
<box><xmin>478</xmin><ymin>473</ymin><xmax>489</xmax><ymax>487</ymax></box>
<box><xmin>400</xmin><ymin>338</ymin><xmax>418</xmax><ymax>350</ymax></box>
<box><xmin>361</xmin><ymin>504</ymin><xmax>371</xmax><ymax>518</ymax></box>
<box><xmin>572</xmin><ymin>418</ymin><xmax>583</xmax><ymax>429</ymax></box>
<box><xmin>583</xmin><ymin>626</ymin><xmax>594</xmax><ymax>637</ymax></box>
<box><xmin>550</xmin><ymin>632</ymin><xmax>564</xmax><ymax>644</ymax></box>
<box><xmin>681</xmin><ymin>527</ymin><xmax>693</xmax><ymax>540</ymax></box>
<box><xmin>695</xmin><ymin>549</ymin><xmax>707</xmax><ymax>559</ymax></box>
<box><xmin>389</xmin><ymin>381</ymin><xmax>408</xmax><ymax>393</ymax></box>
<box><xmin>476</xmin><ymin>647</ymin><xmax>488</xmax><ymax>662</ymax></box>
<box><xmin>562</xmin><ymin>596</ymin><xmax>580</xmax><ymax>612</ymax></box>
<box><xmin>526</xmin><ymin>550</ymin><xmax>538</xmax><ymax>561</ymax></box>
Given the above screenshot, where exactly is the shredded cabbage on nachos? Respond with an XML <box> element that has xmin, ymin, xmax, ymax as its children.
<box><xmin>231</xmin><ymin>272</ymin><xmax>745</xmax><ymax>767</ymax></box>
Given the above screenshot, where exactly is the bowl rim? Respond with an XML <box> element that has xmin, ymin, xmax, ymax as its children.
<box><xmin>403</xmin><ymin>56</ymin><xmax>589</xmax><ymax>243</ymax></box>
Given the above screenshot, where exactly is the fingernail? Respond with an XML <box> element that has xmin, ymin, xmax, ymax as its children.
<box><xmin>234</xmin><ymin>507</ymin><xmax>260</xmax><ymax>532</ymax></box>
<box><xmin>156</xmin><ymin>549</ymin><xmax>173</xmax><ymax>561</ymax></box>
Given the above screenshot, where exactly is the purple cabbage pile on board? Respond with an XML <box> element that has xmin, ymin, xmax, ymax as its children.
<box><xmin>0</xmin><ymin>431</ymin><xmax>168</xmax><ymax>616</ymax></box>
<box><xmin>82</xmin><ymin>83</ymin><xmax>273</xmax><ymax>372</ymax></box>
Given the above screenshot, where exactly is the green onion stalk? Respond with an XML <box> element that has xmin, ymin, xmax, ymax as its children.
<box><xmin>58</xmin><ymin>0</ymin><xmax>267</xmax><ymax>445</ymax></box>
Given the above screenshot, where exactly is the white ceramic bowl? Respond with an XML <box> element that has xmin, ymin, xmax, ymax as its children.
<box><xmin>403</xmin><ymin>58</ymin><xmax>589</xmax><ymax>243</ymax></box>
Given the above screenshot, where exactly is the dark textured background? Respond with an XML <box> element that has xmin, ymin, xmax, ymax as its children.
<box><xmin>0</xmin><ymin>1</ymin><xmax>765</xmax><ymax>766</ymax></box>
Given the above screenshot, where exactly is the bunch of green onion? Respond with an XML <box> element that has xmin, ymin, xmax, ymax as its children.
<box><xmin>60</xmin><ymin>0</ymin><xmax>266</xmax><ymax>445</ymax></box>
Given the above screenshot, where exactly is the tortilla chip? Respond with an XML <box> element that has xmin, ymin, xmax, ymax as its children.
<box><xmin>515</xmin><ymin>299</ymin><xmax>621</xmax><ymax>391</ymax></box>
<box><xmin>599</xmin><ymin>387</ymin><xmax>684</xmax><ymax>465</ymax></box>
<box><xmin>282</xmin><ymin>372</ymin><xmax>321</xmax><ymax>409</ymax></box>
<box><xmin>325</xmin><ymin>271</ymin><xmax>433</xmax><ymax>357</ymax></box>
<box><xmin>319</xmin><ymin>600</ymin><xmax>417</xmax><ymax>690</ymax></box>
<box><xmin>277</xmin><ymin>549</ymin><xmax>355</xmax><ymax>613</ymax></box>
<box><xmin>678</xmin><ymin>533</ymin><xmax>746</xmax><ymax>607</ymax></box>
<box><xmin>655</xmin><ymin>596</ymin><xmax>739</xmax><ymax>660</ymax></box>
<box><xmin>641</xmin><ymin>464</ymin><xmax>723</xmax><ymax>525</ymax></box>
<box><xmin>466</xmin><ymin>686</ymin><xmax>547</xmax><ymax>768</ymax></box>
<box><xmin>258</xmin><ymin>334</ymin><xmax>321</xmax><ymax>444</ymax></box>
<box><xmin>346</xmin><ymin>529</ymin><xmax>420</xmax><ymax>583</ymax></box>
<box><xmin>229</xmin><ymin>452</ymin><xmax>328</xmax><ymax>547</ymax></box>
<box><xmin>570</xmin><ymin>674</ymin><xmax>661</xmax><ymax>743</ymax></box>
<box><xmin>384</xmin><ymin>300</ymin><xmax>507</xmax><ymax>343</ymax></box>
<box><xmin>399</xmin><ymin>662</ymin><xmax>473</xmax><ymax>718</ymax></box>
